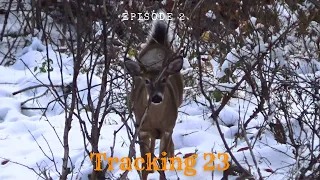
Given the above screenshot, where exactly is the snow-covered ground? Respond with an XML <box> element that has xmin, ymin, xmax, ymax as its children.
<box><xmin>0</xmin><ymin>38</ymin><xmax>298</xmax><ymax>180</ymax></box>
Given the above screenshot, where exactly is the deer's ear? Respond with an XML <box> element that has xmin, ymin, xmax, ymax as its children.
<box><xmin>167</xmin><ymin>56</ymin><xmax>183</xmax><ymax>74</ymax></box>
<box><xmin>124</xmin><ymin>58</ymin><xmax>141</xmax><ymax>76</ymax></box>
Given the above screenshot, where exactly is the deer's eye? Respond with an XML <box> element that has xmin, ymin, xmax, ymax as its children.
<box><xmin>145</xmin><ymin>78</ymin><xmax>150</xmax><ymax>84</ymax></box>
<box><xmin>161</xmin><ymin>77</ymin><xmax>167</xmax><ymax>83</ymax></box>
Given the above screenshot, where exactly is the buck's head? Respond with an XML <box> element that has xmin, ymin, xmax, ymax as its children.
<box><xmin>124</xmin><ymin>57</ymin><xmax>183</xmax><ymax>105</ymax></box>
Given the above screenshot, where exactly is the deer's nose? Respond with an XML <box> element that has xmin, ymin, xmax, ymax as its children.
<box><xmin>151</xmin><ymin>94</ymin><xmax>163</xmax><ymax>104</ymax></box>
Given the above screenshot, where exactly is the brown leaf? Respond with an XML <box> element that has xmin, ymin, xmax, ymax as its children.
<box><xmin>183</xmin><ymin>153</ymin><xmax>196</xmax><ymax>159</ymax></box>
<box><xmin>1</xmin><ymin>160</ymin><xmax>9</xmax><ymax>165</ymax></box>
<box><xmin>264</xmin><ymin>168</ymin><xmax>274</xmax><ymax>173</ymax></box>
<box><xmin>237</xmin><ymin>147</ymin><xmax>250</xmax><ymax>152</ymax></box>
<box><xmin>175</xmin><ymin>152</ymin><xmax>182</xmax><ymax>156</ymax></box>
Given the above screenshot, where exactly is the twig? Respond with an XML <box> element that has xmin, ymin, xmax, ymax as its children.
<box><xmin>12</xmin><ymin>84</ymin><xmax>62</xmax><ymax>96</ymax></box>
<box><xmin>119</xmin><ymin>100</ymin><xmax>151</xmax><ymax>180</ymax></box>
<box><xmin>42</xmin><ymin>135</ymin><xmax>62</xmax><ymax>177</ymax></box>
<box><xmin>21</xmin><ymin>107</ymin><xmax>47</xmax><ymax>110</ymax></box>
<box><xmin>0</xmin><ymin>157</ymin><xmax>45</xmax><ymax>179</ymax></box>
<box><xmin>0</xmin><ymin>0</ymin><xmax>12</xmax><ymax>41</ymax></box>
<box><xmin>241</xmin><ymin>125</ymin><xmax>263</xmax><ymax>179</ymax></box>
<box><xmin>21</xmin><ymin>89</ymin><xmax>50</xmax><ymax>106</ymax></box>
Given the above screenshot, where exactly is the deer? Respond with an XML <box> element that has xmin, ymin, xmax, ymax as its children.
<box><xmin>124</xmin><ymin>19</ymin><xmax>184</xmax><ymax>180</ymax></box>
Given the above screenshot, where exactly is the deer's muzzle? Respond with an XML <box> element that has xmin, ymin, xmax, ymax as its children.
<box><xmin>151</xmin><ymin>93</ymin><xmax>163</xmax><ymax>104</ymax></box>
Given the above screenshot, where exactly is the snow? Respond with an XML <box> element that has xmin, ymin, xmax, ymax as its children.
<box><xmin>205</xmin><ymin>10</ymin><xmax>216</xmax><ymax>20</ymax></box>
<box><xmin>215</xmin><ymin>83</ymin><xmax>236</xmax><ymax>93</ymax></box>
<box><xmin>218</xmin><ymin>48</ymin><xmax>240</xmax><ymax>77</ymax></box>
